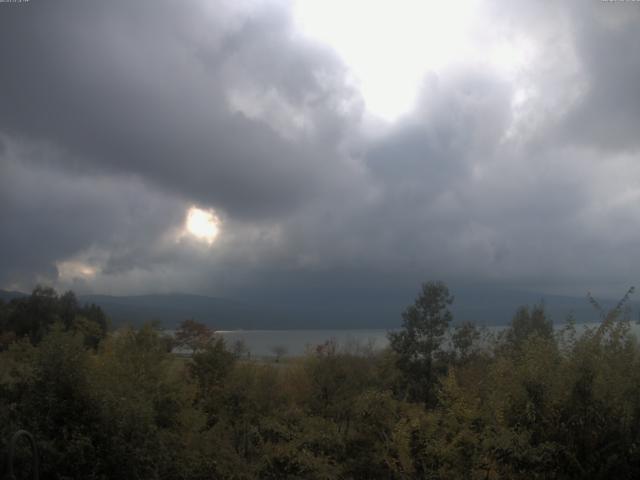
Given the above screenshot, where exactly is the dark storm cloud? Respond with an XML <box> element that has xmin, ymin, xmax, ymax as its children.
<box><xmin>367</xmin><ymin>69</ymin><xmax>511</xmax><ymax>191</ymax></box>
<box><xmin>0</xmin><ymin>0</ymin><xmax>359</xmax><ymax>219</ymax></box>
<box><xmin>0</xmin><ymin>138</ymin><xmax>186</xmax><ymax>287</ymax></box>
<box><xmin>2</xmin><ymin>0</ymin><xmax>640</xmax><ymax>299</ymax></box>
<box><xmin>558</xmin><ymin>2</ymin><xmax>640</xmax><ymax>152</ymax></box>
<box><xmin>264</xmin><ymin>1</ymin><xmax>640</xmax><ymax>297</ymax></box>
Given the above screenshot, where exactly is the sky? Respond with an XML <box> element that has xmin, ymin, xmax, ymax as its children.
<box><xmin>1</xmin><ymin>0</ymin><xmax>640</xmax><ymax>302</ymax></box>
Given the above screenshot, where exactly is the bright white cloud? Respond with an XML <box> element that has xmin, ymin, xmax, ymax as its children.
<box><xmin>294</xmin><ymin>0</ymin><xmax>482</xmax><ymax>121</ymax></box>
<box><xmin>293</xmin><ymin>0</ymin><xmax>542</xmax><ymax>123</ymax></box>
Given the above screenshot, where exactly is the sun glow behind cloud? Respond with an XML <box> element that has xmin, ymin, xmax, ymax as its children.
<box><xmin>185</xmin><ymin>206</ymin><xmax>220</xmax><ymax>245</ymax></box>
<box><xmin>56</xmin><ymin>260</ymin><xmax>97</xmax><ymax>281</ymax></box>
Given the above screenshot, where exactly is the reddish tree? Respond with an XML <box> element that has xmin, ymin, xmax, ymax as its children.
<box><xmin>174</xmin><ymin>319</ymin><xmax>214</xmax><ymax>353</ymax></box>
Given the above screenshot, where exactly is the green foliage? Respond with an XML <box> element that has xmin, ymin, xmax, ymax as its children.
<box><xmin>4</xmin><ymin>285</ymin><xmax>640</xmax><ymax>479</ymax></box>
<box><xmin>388</xmin><ymin>281</ymin><xmax>454</xmax><ymax>406</ymax></box>
<box><xmin>505</xmin><ymin>304</ymin><xmax>554</xmax><ymax>350</ymax></box>
<box><xmin>451</xmin><ymin>321</ymin><xmax>482</xmax><ymax>363</ymax></box>
<box><xmin>0</xmin><ymin>286</ymin><xmax>108</xmax><ymax>350</ymax></box>
<box><xmin>190</xmin><ymin>336</ymin><xmax>237</xmax><ymax>425</ymax></box>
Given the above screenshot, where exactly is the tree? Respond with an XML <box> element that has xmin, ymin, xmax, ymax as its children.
<box><xmin>190</xmin><ymin>337</ymin><xmax>236</xmax><ymax>403</ymax></box>
<box><xmin>59</xmin><ymin>290</ymin><xmax>79</xmax><ymax>330</ymax></box>
<box><xmin>175</xmin><ymin>319</ymin><xmax>214</xmax><ymax>354</ymax></box>
<box><xmin>505</xmin><ymin>304</ymin><xmax>553</xmax><ymax>349</ymax></box>
<box><xmin>588</xmin><ymin>286</ymin><xmax>635</xmax><ymax>331</ymax></box>
<box><xmin>388</xmin><ymin>281</ymin><xmax>453</xmax><ymax>407</ymax></box>
<box><xmin>232</xmin><ymin>338</ymin><xmax>250</xmax><ymax>359</ymax></box>
<box><xmin>271</xmin><ymin>345</ymin><xmax>287</xmax><ymax>363</ymax></box>
<box><xmin>1</xmin><ymin>287</ymin><xmax>108</xmax><ymax>348</ymax></box>
<box><xmin>451</xmin><ymin>321</ymin><xmax>481</xmax><ymax>363</ymax></box>
<box><xmin>8</xmin><ymin>286</ymin><xmax>60</xmax><ymax>343</ymax></box>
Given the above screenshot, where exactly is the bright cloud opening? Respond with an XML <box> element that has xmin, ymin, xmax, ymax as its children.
<box><xmin>185</xmin><ymin>206</ymin><xmax>220</xmax><ymax>244</ymax></box>
<box><xmin>293</xmin><ymin>0</ymin><xmax>536</xmax><ymax>122</ymax></box>
<box><xmin>56</xmin><ymin>260</ymin><xmax>97</xmax><ymax>281</ymax></box>
<box><xmin>294</xmin><ymin>0</ymin><xmax>480</xmax><ymax>121</ymax></box>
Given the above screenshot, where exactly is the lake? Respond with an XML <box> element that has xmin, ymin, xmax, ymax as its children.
<box><xmin>218</xmin><ymin>329</ymin><xmax>391</xmax><ymax>357</ymax></box>
<box><xmin>217</xmin><ymin>321</ymin><xmax>640</xmax><ymax>358</ymax></box>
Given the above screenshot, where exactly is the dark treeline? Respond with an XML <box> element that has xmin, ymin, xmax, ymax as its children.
<box><xmin>2</xmin><ymin>282</ymin><xmax>640</xmax><ymax>479</ymax></box>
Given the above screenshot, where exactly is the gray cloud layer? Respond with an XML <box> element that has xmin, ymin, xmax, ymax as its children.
<box><xmin>2</xmin><ymin>0</ymin><xmax>640</xmax><ymax>300</ymax></box>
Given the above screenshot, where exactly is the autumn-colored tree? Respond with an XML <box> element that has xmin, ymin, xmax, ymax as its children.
<box><xmin>175</xmin><ymin>318</ymin><xmax>214</xmax><ymax>353</ymax></box>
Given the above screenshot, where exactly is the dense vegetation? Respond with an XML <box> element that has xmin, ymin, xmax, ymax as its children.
<box><xmin>2</xmin><ymin>283</ymin><xmax>640</xmax><ymax>479</ymax></box>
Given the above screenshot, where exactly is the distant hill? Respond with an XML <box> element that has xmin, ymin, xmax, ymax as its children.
<box><xmin>0</xmin><ymin>290</ymin><xmax>27</xmax><ymax>302</ymax></box>
<box><xmin>0</xmin><ymin>287</ymin><xmax>634</xmax><ymax>329</ymax></box>
<box><xmin>78</xmin><ymin>293</ymin><xmax>287</xmax><ymax>329</ymax></box>
<box><xmin>451</xmin><ymin>287</ymin><xmax>621</xmax><ymax>327</ymax></box>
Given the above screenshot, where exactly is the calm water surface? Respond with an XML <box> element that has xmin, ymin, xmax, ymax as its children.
<box><xmin>218</xmin><ymin>329</ymin><xmax>390</xmax><ymax>357</ymax></box>
<box><xmin>217</xmin><ymin>322</ymin><xmax>640</xmax><ymax>358</ymax></box>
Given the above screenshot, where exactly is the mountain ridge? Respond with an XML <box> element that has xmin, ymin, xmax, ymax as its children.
<box><xmin>2</xmin><ymin>287</ymin><xmax>634</xmax><ymax>329</ymax></box>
